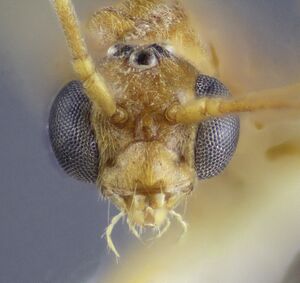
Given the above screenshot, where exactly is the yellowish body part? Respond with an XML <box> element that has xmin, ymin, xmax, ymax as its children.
<box><xmin>51</xmin><ymin>0</ymin><xmax>300</xmax><ymax>258</ymax></box>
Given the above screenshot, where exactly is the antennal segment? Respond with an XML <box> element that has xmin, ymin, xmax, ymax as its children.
<box><xmin>167</xmin><ymin>83</ymin><xmax>300</xmax><ymax>124</ymax></box>
<box><xmin>52</xmin><ymin>0</ymin><xmax>116</xmax><ymax>116</ymax></box>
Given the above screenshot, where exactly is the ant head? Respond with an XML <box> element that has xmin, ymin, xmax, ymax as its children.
<box><xmin>49</xmin><ymin>43</ymin><xmax>240</xmax><ymax>229</ymax></box>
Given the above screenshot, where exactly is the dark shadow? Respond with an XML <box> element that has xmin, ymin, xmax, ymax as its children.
<box><xmin>281</xmin><ymin>253</ymin><xmax>300</xmax><ymax>283</ymax></box>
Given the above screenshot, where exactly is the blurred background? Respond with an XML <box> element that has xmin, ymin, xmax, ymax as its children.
<box><xmin>0</xmin><ymin>0</ymin><xmax>299</xmax><ymax>283</ymax></box>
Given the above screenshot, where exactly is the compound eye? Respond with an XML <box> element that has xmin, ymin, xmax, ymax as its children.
<box><xmin>49</xmin><ymin>81</ymin><xmax>100</xmax><ymax>183</ymax></box>
<box><xmin>107</xmin><ymin>44</ymin><xmax>134</xmax><ymax>58</ymax></box>
<box><xmin>129</xmin><ymin>49</ymin><xmax>158</xmax><ymax>69</ymax></box>
<box><xmin>194</xmin><ymin>75</ymin><xmax>240</xmax><ymax>179</ymax></box>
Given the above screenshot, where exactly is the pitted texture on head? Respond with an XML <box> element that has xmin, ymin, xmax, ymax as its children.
<box><xmin>195</xmin><ymin>75</ymin><xmax>240</xmax><ymax>179</ymax></box>
<box><xmin>49</xmin><ymin>81</ymin><xmax>99</xmax><ymax>183</ymax></box>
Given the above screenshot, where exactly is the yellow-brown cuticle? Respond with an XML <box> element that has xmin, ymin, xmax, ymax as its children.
<box><xmin>165</xmin><ymin>102</ymin><xmax>181</xmax><ymax>123</ymax></box>
<box><xmin>110</xmin><ymin>106</ymin><xmax>128</xmax><ymax>124</ymax></box>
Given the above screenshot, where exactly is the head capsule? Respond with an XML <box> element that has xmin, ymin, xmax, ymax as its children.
<box><xmin>49</xmin><ymin>42</ymin><xmax>239</xmax><ymax>235</ymax></box>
